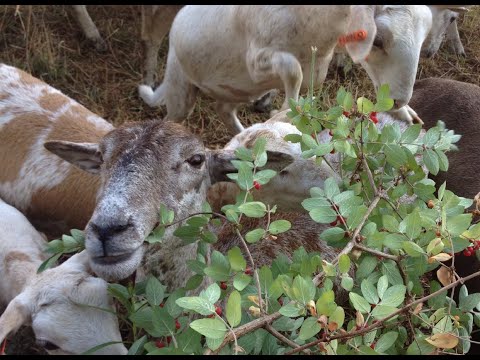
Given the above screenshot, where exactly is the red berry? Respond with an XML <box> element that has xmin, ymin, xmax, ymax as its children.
<box><xmin>253</xmin><ymin>181</ymin><xmax>261</xmax><ymax>190</ymax></box>
<box><xmin>155</xmin><ymin>340</ymin><xmax>165</xmax><ymax>348</ymax></box>
<box><xmin>343</xmin><ymin>111</ymin><xmax>350</xmax><ymax>117</ymax></box>
<box><xmin>369</xmin><ymin>112</ymin><xmax>378</xmax><ymax>124</ymax></box>
<box><xmin>215</xmin><ymin>306</ymin><xmax>222</xmax><ymax>316</ymax></box>
<box><xmin>278</xmin><ymin>298</ymin><xmax>283</xmax><ymax>306</ymax></box>
<box><xmin>166</xmin><ymin>336</ymin><xmax>172</xmax><ymax>344</ymax></box>
<box><xmin>329</xmin><ymin>130</ymin><xmax>333</xmax><ymax>136</ymax></box>
<box><xmin>175</xmin><ymin>319</ymin><xmax>181</xmax><ymax>330</ymax></box>
<box><xmin>220</xmin><ymin>281</ymin><xmax>228</xmax><ymax>290</ymax></box>
<box><xmin>370</xmin><ymin>342</ymin><xmax>376</xmax><ymax>349</ymax></box>
<box><xmin>159</xmin><ymin>302</ymin><xmax>165</xmax><ymax>308</ymax></box>
<box><xmin>330</xmin><ymin>220</ymin><xmax>338</xmax><ymax>226</ymax></box>
<box><xmin>207</xmin><ymin>314</ymin><xmax>215</xmax><ymax>318</ymax></box>
<box><xmin>245</xmin><ymin>267</ymin><xmax>253</xmax><ymax>275</ymax></box>
<box><xmin>463</xmin><ymin>248</ymin><xmax>473</xmax><ymax>257</ymax></box>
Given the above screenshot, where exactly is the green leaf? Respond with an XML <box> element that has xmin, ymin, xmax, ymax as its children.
<box><xmin>459</xmin><ymin>294</ymin><xmax>480</xmax><ymax>312</ymax></box>
<box><xmin>185</xmin><ymin>274</ymin><xmax>204</xmax><ymax>291</ymax></box>
<box><xmin>447</xmin><ymin>214</ymin><xmax>473</xmax><ymax>236</ymax></box>
<box><xmin>165</xmin><ymin>288</ymin><xmax>186</xmax><ymax>319</ymax></box>
<box><xmin>228</xmin><ymin>246</ymin><xmax>246</xmax><ymax>271</ymax></box>
<box><xmin>380</xmin><ymin>285</ymin><xmax>406</xmax><ymax>307</ymax></box>
<box><xmin>190</xmin><ymin>318</ymin><xmax>227</xmax><ymax>339</ymax></box>
<box><xmin>361</xmin><ymin>279</ymin><xmax>379</xmax><ymax>305</ymax></box>
<box><xmin>400</xmin><ymin>210</ymin><xmax>422</xmax><ymax>240</ymax></box>
<box><xmin>349</xmin><ymin>293</ymin><xmax>371</xmax><ymax>313</ymax></box>
<box><xmin>402</xmin><ymin>241</ymin><xmax>426</xmax><ymax>257</ymax></box>
<box><xmin>299</xmin><ymin>317</ymin><xmax>321</xmax><ymax>340</ymax></box>
<box><xmin>435</xmin><ymin>149</ymin><xmax>449</xmax><ymax>172</ymax></box>
<box><xmin>233</xmin><ymin>272</ymin><xmax>252</xmax><ymax>291</ymax></box>
<box><xmin>384</xmin><ymin>144</ymin><xmax>407</xmax><ymax>167</ymax></box>
<box><xmin>400</xmin><ymin>124</ymin><xmax>421</xmax><ymax>143</ymax></box>
<box><xmin>127</xmin><ymin>335</ymin><xmax>147</xmax><ymax>355</ymax></box>
<box><xmin>302</xmin><ymin>133</ymin><xmax>319</xmax><ymax>149</ymax></box>
<box><xmin>279</xmin><ymin>302</ymin><xmax>305</xmax><ymax>318</ymax></box>
<box><xmin>423</xmin><ymin>149</ymin><xmax>440</xmax><ymax>175</ymax></box>
<box><xmin>309</xmin><ymin>206</ymin><xmax>337</xmax><ymax>224</ymax></box>
<box><xmin>238</xmin><ymin>202</ymin><xmax>267</xmax><ymax>218</ymax></box>
<box><xmin>237</xmin><ymin>162</ymin><xmax>254</xmax><ymax>191</ymax></box>
<box><xmin>255</xmin><ymin>169</ymin><xmax>277</xmax><ymax>185</ymax></box>
<box><xmin>406</xmin><ymin>336</ymin><xmax>436</xmax><ymax>355</ymax></box>
<box><xmin>235</xmin><ymin>147</ymin><xmax>253</xmax><ymax>161</ymax></box>
<box><xmin>291</xmin><ymin>275</ymin><xmax>316</xmax><ymax>305</ymax></box>
<box><xmin>226</xmin><ymin>290</ymin><xmax>241</xmax><ymax>327</ymax></box>
<box><xmin>381</xmin><ymin>261</ymin><xmax>404</xmax><ymax>285</ymax></box>
<box><xmin>176</xmin><ymin>328</ymin><xmax>203</xmax><ymax>354</ymax></box>
<box><xmin>269</xmin><ymin>220</ymin><xmax>291</xmax><ymax>235</ymax></box>
<box><xmin>200</xmin><ymin>283</ymin><xmax>221</xmax><ymax>304</ymax></box>
<box><xmin>344</xmin><ymin>91</ymin><xmax>354</xmax><ymax>111</ymax></box>
<box><xmin>371</xmin><ymin>305</ymin><xmax>398</xmax><ymax>320</ymax></box>
<box><xmin>357</xmin><ymin>97</ymin><xmax>374</xmax><ymax>114</ymax></box>
<box><xmin>204</xmin><ymin>266</ymin><xmax>230</xmax><ymax>282</ymax></box>
<box><xmin>330</xmin><ymin>306</ymin><xmax>345</xmax><ymax>328</ymax></box>
<box><xmin>176</xmin><ymin>296</ymin><xmax>215</xmax><ymax>315</ymax></box>
<box><xmin>37</xmin><ymin>253</ymin><xmax>62</xmax><ymax>273</ymax></box>
<box><xmin>245</xmin><ymin>228</ymin><xmax>266</xmax><ymax>243</ymax></box>
<box><xmin>375</xmin><ymin>331</ymin><xmax>398</xmax><ymax>353</ymax></box>
<box><xmin>341</xmin><ymin>276</ymin><xmax>354</xmax><ymax>291</ymax></box>
<box><xmin>339</xmin><ymin>254</ymin><xmax>351</xmax><ymax>274</ymax></box>
<box><xmin>146</xmin><ymin>276</ymin><xmax>166</xmax><ymax>306</ymax></box>
<box><xmin>377</xmin><ymin>275</ymin><xmax>389</xmax><ymax>299</ymax></box>
<box><xmin>324</xmin><ymin>177</ymin><xmax>340</xmax><ymax>200</ymax></box>
<box><xmin>320</xmin><ymin>227</ymin><xmax>347</xmax><ymax>244</ymax></box>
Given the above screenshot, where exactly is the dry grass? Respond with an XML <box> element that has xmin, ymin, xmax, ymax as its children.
<box><xmin>1</xmin><ymin>5</ymin><xmax>479</xmax><ymax>355</ymax></box>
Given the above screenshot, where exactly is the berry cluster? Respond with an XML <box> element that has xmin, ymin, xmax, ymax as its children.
<box><xmin>463</xmin><ymin>240</ymin><xmax>480</xmax><ymax>257</ymax></box>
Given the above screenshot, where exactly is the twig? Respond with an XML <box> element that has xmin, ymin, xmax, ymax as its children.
<box><xmin>354</xmin><ymin>243</ymin><xmax>399</xmax><ymax>261</ymax></box>
<box><xmin>362</xmin><ymin>156</ymin><xmax>377</xmax><ymax>196</ymax></box>
<box><xmin>234</xmin><ymin>227</ymin><xmax>264</xmax><ymax>312</ymax></box>
<box><xmin>285</xmin><ymin>269</ymin><xmax>480</xmax><ymax>355</ymax></box>
<box><xmin>313</xmin><ymin>194</ymin><xmax>381</xmax><ymax>285</ymax></box>
<box><xmin>265</xmin><ymin>324</ymin><xmax>311</xmax><ymax>355</ymax></box>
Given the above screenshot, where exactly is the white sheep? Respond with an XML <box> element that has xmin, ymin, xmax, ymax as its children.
<box><xmin>0</xmin><ymin>198</ymin><xmax>127</xmax><ymax>355</ymax></box>
<box><xmin>138</xmin><ymin>5</ymin><xmax>463</xmax><ymax>134</ymax></box>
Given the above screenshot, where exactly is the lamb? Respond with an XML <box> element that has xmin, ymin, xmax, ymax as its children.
<box><xmin>0</xmin><ymin>63</ymin><xmax>347</xmax><ymax>299</ymax></box>
<box><xmin>138</xmin><ymin>5</ymin><xmax>464</xmax><ymax>134</ymax></box>
<box><xmin>0</xmin><ymin>198</ymin><xmax>127</xmax><ymax>355</ymax></box>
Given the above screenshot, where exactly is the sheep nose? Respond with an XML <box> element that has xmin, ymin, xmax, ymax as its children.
<box><xmin>89</xmin><ymin>221</ymin><xmax>132</xmax><ymax>243</ymax></box>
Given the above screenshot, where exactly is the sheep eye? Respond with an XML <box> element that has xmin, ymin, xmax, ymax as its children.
<box><xmin>373</xmin><ymin>36</ymin><xmax>384</xmax><ymax>49</ymax></box>
<box><xmin>450</xmin><ymin>16</ymin><xmax>457</xmax><ymax>24</ymax></box>
<box><xmin>37</xmin><ymin>339</ymin><xmax>60</xmax><ymax>351</ymax></box>
<box><xmin>186</xmin><ymin>154</ymin><xmax>205</xmax><ymax>168</ymax></box>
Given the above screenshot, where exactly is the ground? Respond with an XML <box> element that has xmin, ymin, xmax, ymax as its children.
<box><xmin>0</xmin><ymin>4</ymin><xmax>479</xmax><ymax>355</ymax></box>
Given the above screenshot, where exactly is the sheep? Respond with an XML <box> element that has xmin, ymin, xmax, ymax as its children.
<box><xmin>72</xmin><ymin>5</ymin><xmax>183</xmax><ymax>86</ymax></box>
<box><xmin>422</xmin><ymin>6</ymin><xmax>470</xmax><ymax>58</ymax></box>
<box><xmin>252</xmin><ymin>5</ymin><xmax>470</xmax><ymax>114</ymax></box>
<box><xmin>0</xmin><ymin>63</ymin><xmax>348</xmax><ymax>301</ymax></box>
<box><xmin>137</xmin><ymin>5</ymin><xmax>467</xmax><ymax>134</ymax></box>
<box><xmin>0</xmin><ymin>198</ymin><xmax>127</xmax><ymax>355</ymax></box>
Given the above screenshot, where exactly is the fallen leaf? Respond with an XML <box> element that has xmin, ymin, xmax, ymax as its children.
<box><xmin>413</xmin><ymin>302</ymin><xmax>423</xmax><ymax>315</ymax></box>
<box><xmin>431</xmin><ymin>253</ymin><xmax>452</xmax><ymax>262</ymax></box>
<box><xmin>436</xmin><ymin>267</ymin><xmax>454</xmax><ymax>287</ymax></box>
<box><xmin>425</xmin><ymin>333</ymin><xmax>459</xmax><ymax>349</ymax></box>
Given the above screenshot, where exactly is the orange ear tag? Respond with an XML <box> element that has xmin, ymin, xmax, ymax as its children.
<box><xmin>338</xmin><ymin>29</ymin><xmax>368</xmax><ymax>46</ymax></box>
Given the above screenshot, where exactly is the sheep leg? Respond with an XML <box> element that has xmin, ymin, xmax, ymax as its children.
<box><xmin>141</xmin><ymin>5</ymin><xmax>182</xmax><ymax>87</ymax></box>
<box><xmin>270</xmin><ymin>51</ymin><xmax>303</xmax><ymax>116</ymax></box>
<box><xmin>248</xmin><ymin>48</ymin><xmax>302</xmax><ymax>117</ymax></box>
<box><xmin>216</xmin><ymin>102</ymin><xmax>244</xmax><ymax>135</ymax></box>
<box><xmin>143</xmin><ymin>39</ymin><xmax>162</xmax><ymax>87</ymax></box>
<box><xmin>72</xmin><ymin>5</ymin><xmax>107</xmax><ymax>52</ymax></box>
<box><xmin>446</xmin><ymin>20</ymin><xmax>465</xmax><ymax>57</ymax></box>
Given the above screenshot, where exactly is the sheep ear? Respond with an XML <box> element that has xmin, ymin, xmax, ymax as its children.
<box><xmin>0</xmin><ymin>295</ymin><xmax>31</xmax><ymax>343</ymax></box>
<box><xmin>44</xmin><ymin>140</ymin><xmax>102</xmax><ymax>174</ymax></box>
<box><xmin>345</xmin><ymin>5</ymin><xmax>377</xmax><ymax>63</ymax></box>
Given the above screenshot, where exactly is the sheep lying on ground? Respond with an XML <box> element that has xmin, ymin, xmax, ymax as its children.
<box><xmin>0</xmin><ymin>198</ymin><xmax>126</xmax><ymax>355</ymax></box>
